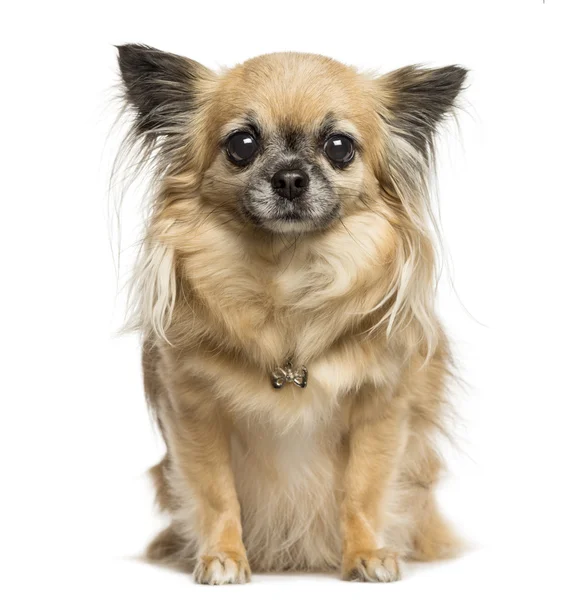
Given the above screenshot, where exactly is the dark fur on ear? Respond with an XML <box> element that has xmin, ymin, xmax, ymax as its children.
<box><xmin>117</xmin><ymin>43</ymin><xmax>210</xmax><ymax>137</ymax></box>
<box><xmin>114</xmin><ymin>44</ymin><xmax>215</xmax><ymax>195</ymax></box>
<box><xmin>378</xmin><ymin>65</ymin><xmax>467</xmax><ymax>158</ymax></box>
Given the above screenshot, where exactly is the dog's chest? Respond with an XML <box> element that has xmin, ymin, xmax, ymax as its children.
<box><xmin>230</xmin><ymin>415</ymin><xmax>345</xmax><ymax>570</ymax></box>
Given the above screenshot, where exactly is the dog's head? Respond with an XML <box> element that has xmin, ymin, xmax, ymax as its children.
<box><xmin>116</xmin><ymin>46</ymin><xmax>466</xmax><ymax>351</ymax></box>
<box><xmin>117</xmin><ymin>45</ymin><xmax>466</xmax><ymax>235</ymax></box>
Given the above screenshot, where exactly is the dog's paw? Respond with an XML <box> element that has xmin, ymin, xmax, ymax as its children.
<box><xmin>342</xmin><ymin>548</ymin><xmax>401</xmax><ymax>582</ymax></box>
<box><xmin>193</xmin><ymin>551</ymin><xmax>251</xmax><ymax>585</ymax></box>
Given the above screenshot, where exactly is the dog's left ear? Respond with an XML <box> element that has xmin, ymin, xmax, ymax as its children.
<box><xmin>377</xmin><ymin>65</ymin><xmax>467</xmax><ymax>157</ymax></box>
<box><xmin>116</xmin><ymin>44</ymin><xmax>214</xmax><ymax>137</ymax></box>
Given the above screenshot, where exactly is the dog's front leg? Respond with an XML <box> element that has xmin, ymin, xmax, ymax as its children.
<box><xmin>161</xmin><ymin>374</ymin><xmax>250</xmax><ymax>585</ymax></box>
<box><xmin>341</xmin><ymin>386</ymin><xmax>408</xmax><ymax>582</ymax></box>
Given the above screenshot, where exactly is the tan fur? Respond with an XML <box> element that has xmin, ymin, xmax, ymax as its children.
<box><xmin>116</xmin><ymin>49</ymin><xmax>466</xmax><ymax>584</ymax></box>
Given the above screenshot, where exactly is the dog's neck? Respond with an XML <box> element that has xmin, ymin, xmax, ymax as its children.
<box><xmin>171</xmin><ymin>208</ymin><xmax>394</xmax><ymax>369</ymax></box>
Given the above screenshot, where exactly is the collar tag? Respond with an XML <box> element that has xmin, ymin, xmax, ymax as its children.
<box><xmin>270</xmin><ymin>361</ymin><xmax>308</xmax><ymax>389</ymax></box>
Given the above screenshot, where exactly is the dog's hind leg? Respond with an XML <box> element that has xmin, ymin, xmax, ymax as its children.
<box><xmin>147</xmin><ymin>524</ymin><xmax>183</xmax><ymax>562</ymax></box>
<box><xmin>146</xmin><ymin>523</ymin><xmax>196</xmax><ymax>571</ymax></box>
<box><xmin>409</xmin><ymin>493</ymin><xmax>462</xmax><ymax>561</ymax></box>
<box><xmin>149</xmin><ymin>456</ymin><xmax>174</xmax><ymax>512</ymax></box>
<box><xmin>146</xmin><ymin>457</ymin><xmax>196</xmax><ymax>570</ymax></box>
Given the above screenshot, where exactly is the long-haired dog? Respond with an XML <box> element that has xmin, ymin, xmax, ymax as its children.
<box><xmin>115</xmin><ymin>44</ymin><xmax>467</xmax><ymax>584</ymax></box>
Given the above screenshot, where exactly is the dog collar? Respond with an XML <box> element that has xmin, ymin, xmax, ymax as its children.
<box><xmin>270</xmin><ymin>360</ymin><xmax>308</xmax><ymax>389</ymax></box>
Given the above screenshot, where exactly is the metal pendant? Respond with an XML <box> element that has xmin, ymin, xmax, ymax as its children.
<box><xmin>270</xmin><ymin>361</ymin><xmax>308</xmax><ymax>389</ymax></box>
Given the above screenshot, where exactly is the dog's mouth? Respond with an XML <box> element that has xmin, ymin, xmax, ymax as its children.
<box><xmin>267</xmin><ymin>214</ymin><xmax>317</xmax><ymax>233</ymax></box>
<box><xmin>240</xmin><ymin>192</ymin><xmax>341</xmax><ymax>233</ymax></box>
<box><xmin>246</xmin><ymin>203</ymin><xmax>340</xmax><ymax>233</ymax></box>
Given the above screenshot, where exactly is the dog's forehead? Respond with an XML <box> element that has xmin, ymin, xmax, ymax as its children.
<box><xmin>216</xmin><ymin>53</ymin><xmax>373</xmax><ymax>133</ymax></box>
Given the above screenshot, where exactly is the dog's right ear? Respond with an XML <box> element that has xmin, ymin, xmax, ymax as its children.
<box><xmin>116</xmin><ymin>44</ymin><xmax>213</xmax><ymax>136</ymax></box>
<box><xmin>376</xmin><ymin>65</ymin><xmax>467</xmax><ymax>158</ymax></box>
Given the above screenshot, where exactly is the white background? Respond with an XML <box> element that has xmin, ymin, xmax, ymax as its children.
<box><xmin>2</xmin><ymin>1</ymin><xmax>577</xmax><ymax>598</ymax></box>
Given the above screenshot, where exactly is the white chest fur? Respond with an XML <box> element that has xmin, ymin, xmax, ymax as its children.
<box><xmin>230</xmin><ymin>413</ymin><xmax>345</xmax><ymax>571</ymax></box>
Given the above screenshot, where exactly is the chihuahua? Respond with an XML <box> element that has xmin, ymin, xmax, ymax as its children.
<box><xmin>115</xmin><ymin>44</ymin><xmax>467</xmax><ymax>584</ymax></box>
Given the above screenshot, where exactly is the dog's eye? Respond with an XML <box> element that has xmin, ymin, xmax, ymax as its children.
<box><xmin>226</xmin><ymin>132</ymin><xmax>258</xmax><ymax>165</ymax></box>
<box><xmin>324</xmin><ymin>135</ymin><xmax>355</xmax><ymax>166</ymax></box>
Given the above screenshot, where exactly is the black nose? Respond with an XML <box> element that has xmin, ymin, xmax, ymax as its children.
<box><xmin>271</xmin><ymin>169</ymin><xmax>309</xmax><ymax>200</ymax></box>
